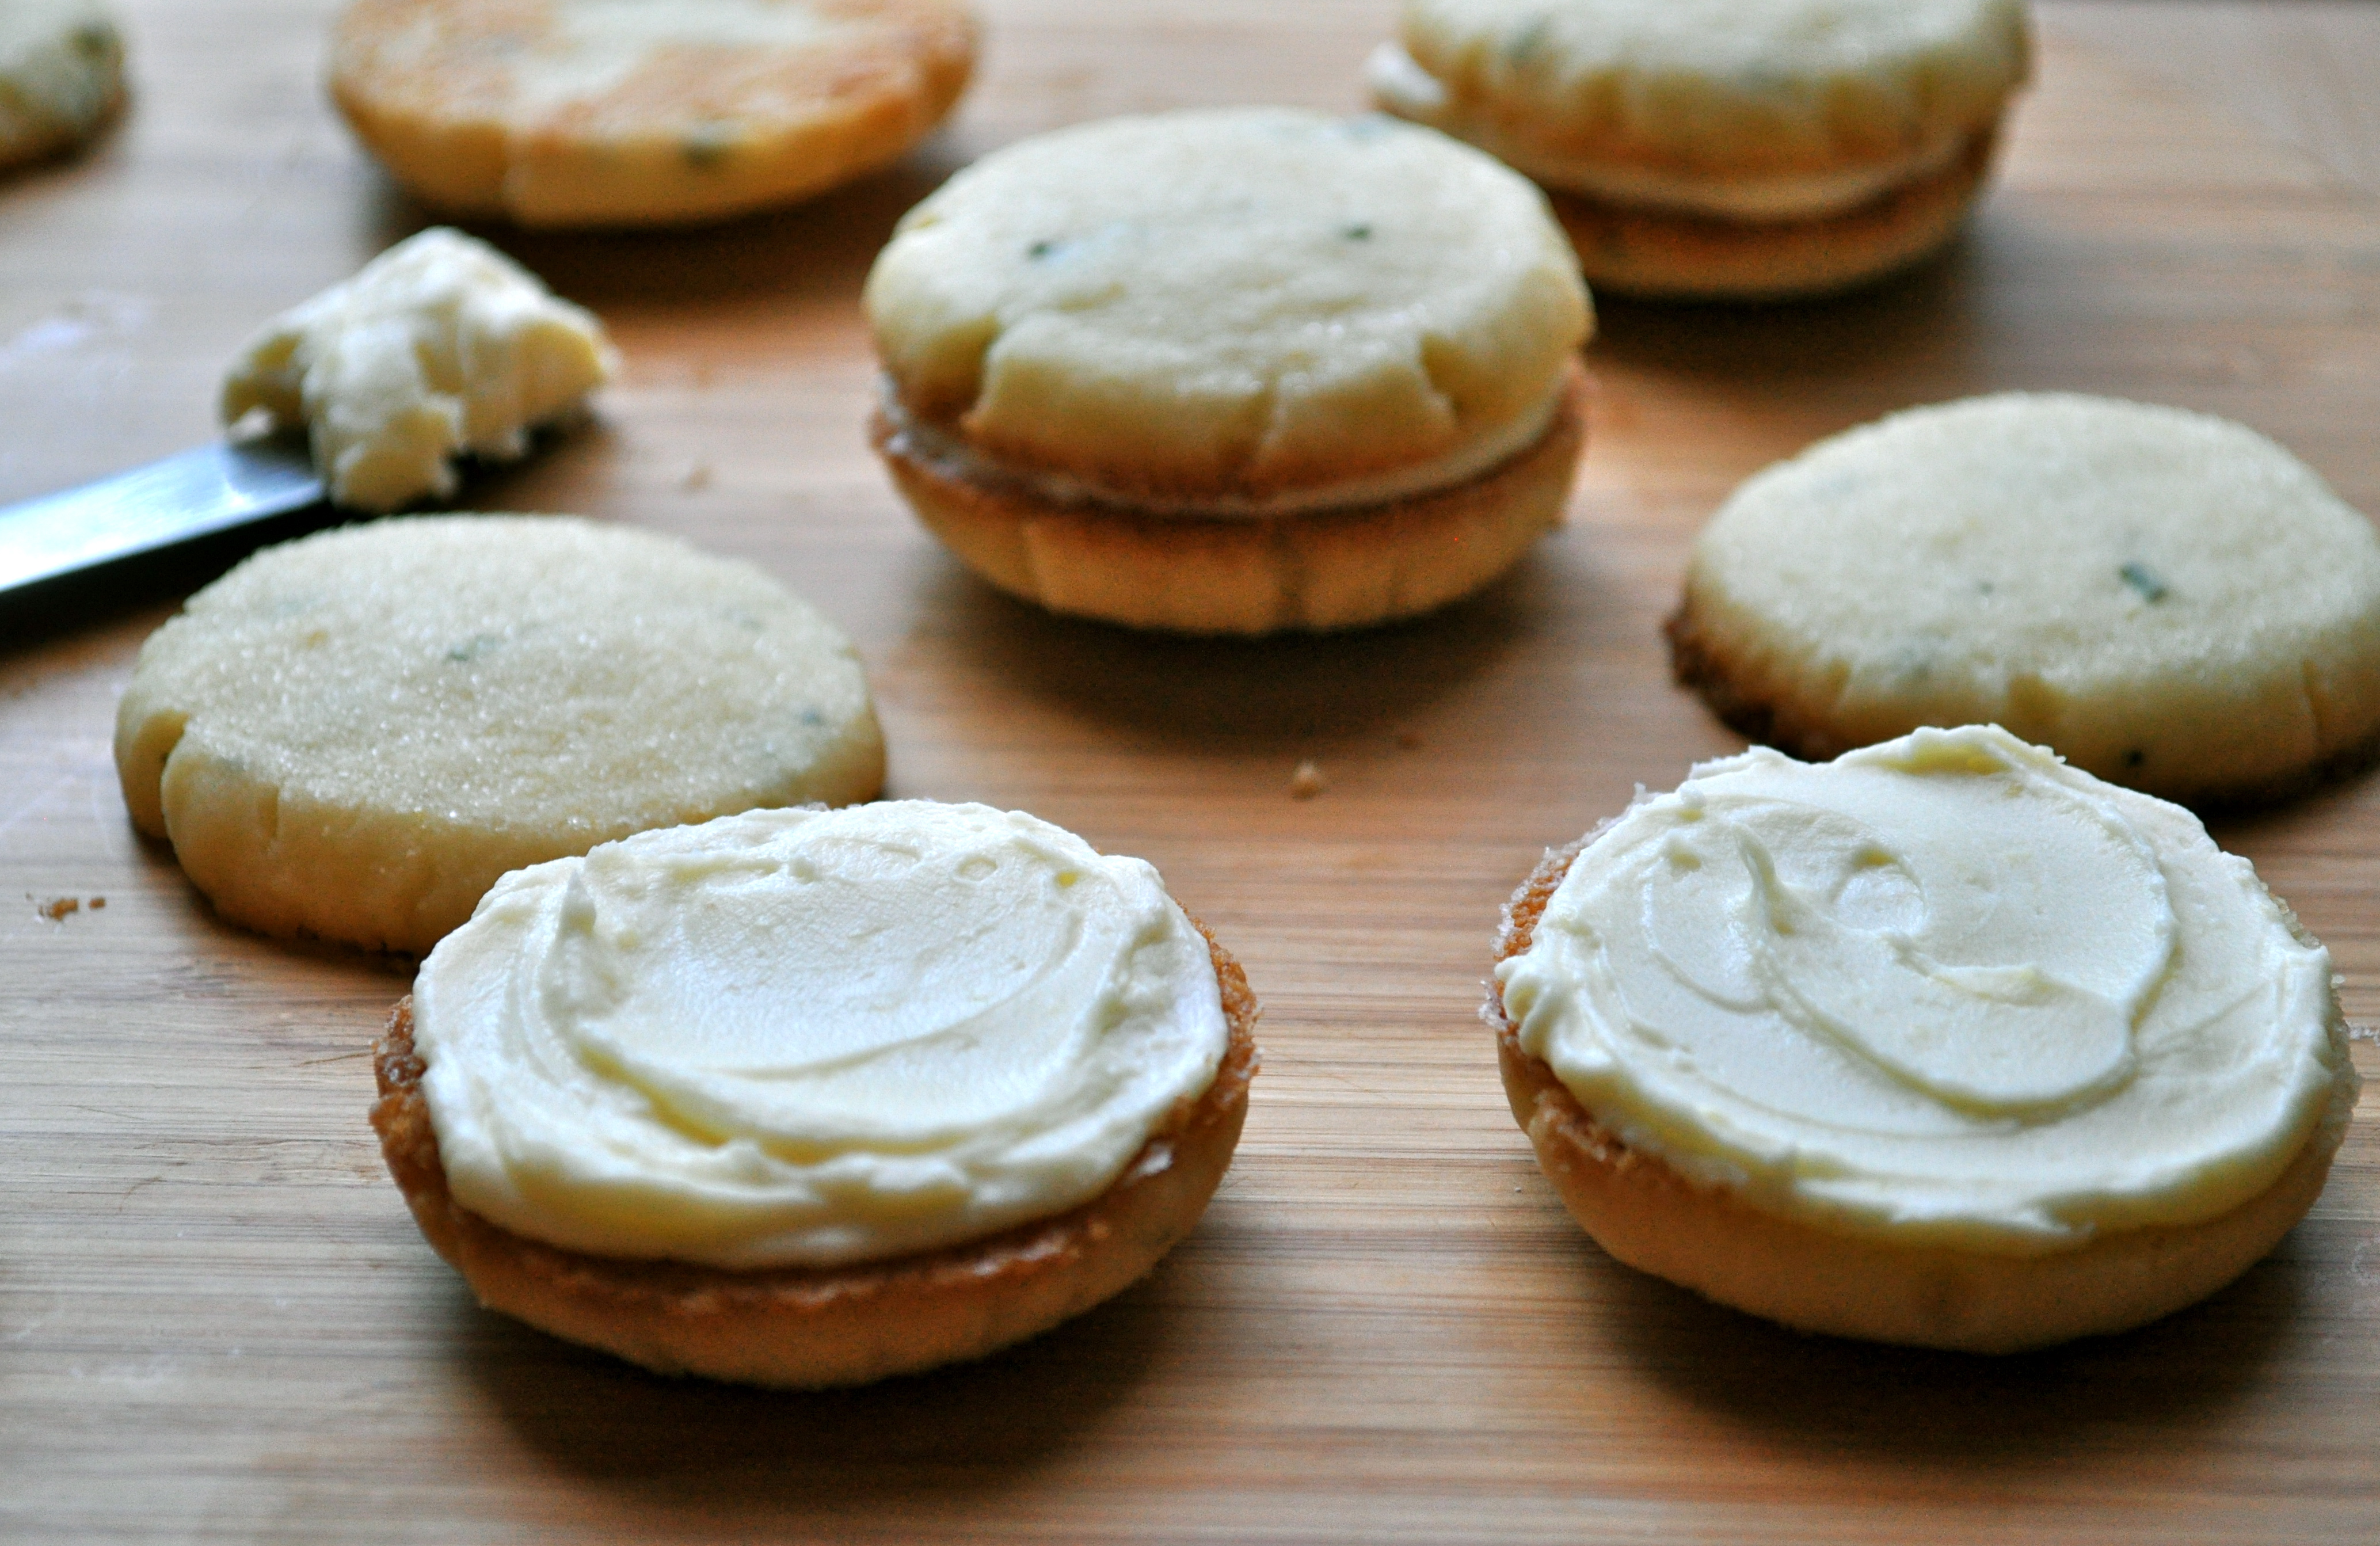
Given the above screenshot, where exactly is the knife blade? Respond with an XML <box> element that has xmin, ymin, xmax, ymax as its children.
<box><xmin>0</xmin><ymin>439</ymin><xmax>327</xmax><ymax>598</ymax></box>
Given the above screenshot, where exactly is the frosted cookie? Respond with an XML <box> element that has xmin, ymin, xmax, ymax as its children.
<box><xmin>1669</xmin><ymin>394</ymin><xmax>2380</xmax><ymax>806</ymax></box>
<box><xmin>221</xmin><ymin>228</ymin><xmax>615</xmax><ymax>513</ymax></box>
<box><xmin>116</xmin><ymin>516</ymin><xmax>884</xmax><ymax>955</ymax></box>
<box><xmin>329</xmin><ymin>0</ymin><xmax>977</xmax><ymax>227</ymax></box>
<box><xmin>1370</xmin><ymin>0</ymin><xmax>2031</xmax><ymax>299</ymax></box>
<box><xmin>865</xmin><ymin>108</ymin><xmax>1593</xmax><ymax>634</ymax></box>
<box><xmin>0</xmin><ymin>0</ymin><xmax>124</xmax><ymax>169</ymax></box>
<box><xmin>1491</xmin><ymin>726</ymin><xmax>2359</xmax><ymax>1352</ymax></box>
<box><xmin>372</xmin><ymin>801</ymin><xmax>1260</xmax><ymax>1387</ymax></box>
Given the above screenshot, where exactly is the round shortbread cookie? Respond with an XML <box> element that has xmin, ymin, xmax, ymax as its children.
<box><xmin>116</xmin><ymin>516</ymin><xmax>885</xmax><ymax>954</ymax></box>
<box><xmin>0</xmin><ymin>0</ymin><xmax>124</xmax><ymax>170</ymax></box>
<box><xmin>865</xmin><ymin>108</ymin><xmax>1590</xmax><ymax>508</ymax></box>
<box><xmin>328</xmin><ymin>0</ymin><xmax>977</xmax><ymax>227</ymax></box>
<box><xmin>1371</xmin><ymin>0</ymin><xmax>2029</xmax><ymax>297</ymax></box>
<box><xmin>1669</xmin><ymin>394</ymin><xmax>2380</xmax><ymax>805</ymax></box>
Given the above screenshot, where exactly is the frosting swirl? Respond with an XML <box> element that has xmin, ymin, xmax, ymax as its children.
<box><xmin>1496</xmin><ymin>726</ymin><xmax>2350</xmax><ymax>1251</ymax></box>
<box><xmin>413</xmin><ymin>802</ymin><xmax>1229</xmax><ymax>1269</ymax></box>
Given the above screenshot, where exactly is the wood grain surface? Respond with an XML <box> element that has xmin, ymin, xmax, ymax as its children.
<box><xmin>6</xmin><ymin>3</ymin><xmax>2380</xmax><ymax>1542</ymax></box>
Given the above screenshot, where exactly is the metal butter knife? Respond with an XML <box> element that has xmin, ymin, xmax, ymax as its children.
<box><xmin>0</xmin><ymin>439</ymin><xmax>326</xmax><ymax>599</ymax></box>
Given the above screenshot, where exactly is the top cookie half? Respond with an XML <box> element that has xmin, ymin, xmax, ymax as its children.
<box><xmin>863</xmin><ymin>108</ymin><xmax>1592</xmax><ymax>511</ymax></box>
<box><xmin>329</xmin><ymin>0</ymin><xmax>977</xmax><ymax>226</ymax></box>
<box><xmin>1375</xmin><ymin>0</ymin><xmax>2029</xmax><ymax>211</ymax></box>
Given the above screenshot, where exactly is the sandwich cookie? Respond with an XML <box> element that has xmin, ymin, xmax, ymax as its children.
<box><xmin>374</xmin><ymin>801</ymin><xmax>1259</xmax><ymax>1387</ymax></box>
<box><xmin>865</xmin><ymin>107</ymin><xmax>1594</xmax><ymax>634</ymax></box>
<box><xmin>1490</xmin><ymin>726</ymin><xmax>2359</xmax><ymax>1351</ymax></box>
<box><xmin>1370</xmin><ymin>0</ymin><xmax>2031</xmax><ymax>299</ymax></box>
<box><xmin>116</xmin><ymin>516</ymin><xmax>884</xmax><ymax>955</ymax></box>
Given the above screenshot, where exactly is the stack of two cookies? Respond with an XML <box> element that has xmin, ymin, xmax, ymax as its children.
<box><xmin>1370</xmin><ymin>0</ymin><xmax>2034</xmax><ymax>299</ymax></box>
<box><xmin>867</xmin><ymin>106</ymin><xmax>1597</xmax><ymax>634</ymax></box>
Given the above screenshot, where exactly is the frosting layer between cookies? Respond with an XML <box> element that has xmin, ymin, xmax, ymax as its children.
<box><xmin>873</xmin><ymin>369</ymin><xmax>1568</xmax><ymax>519</ymax></box>
<box><xmin>413</xmin><ymin>802</ymin><xmax>1230</xmax><ymax>1269</ymax></box>
<box><xmin>1496</xmin><ymin>726</ymin><xmax>2350</xmax><ymax>1251</ymax></box>
<box><xmin>221</xmin><ymin>228</ymin><xmax>614</xmax><ymax>512</ymax></box>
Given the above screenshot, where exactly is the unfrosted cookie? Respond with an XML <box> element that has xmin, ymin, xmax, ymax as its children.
<box><xmin>1669</xmin><ymin>394</ymin><xmax>2380</xmax><ymax>805</ymax></box>
<box><xmin>0</xmin><ymin>0</ymin><xmax>124</xmax><ymax>169</ymax></box>
<box><xmin>374</xmin><ymin>801</ymin><xmax>1259</xmax><ymax>1387</ymax></box>
<box><xmin>1370</xmin><ymin>0</ymin><xmax>2031</xmax><ymax>298</ymax></box>
<box><xmin>222</xmin><ymin>227</ymin><xmax>615</xmax><ymax>512</ymax></box>
<box><xmin>865</xmin><ymin>108</ymin><xmax>1593</xmax><ymax>634</ymax></box>
<box><xmin>329</xmin><ymin>0</ymin><xmax>977</xmax><ymax>227</ymax></box>
<box><xmin>1491</xmin><ymin>726</ymin><xmax>2358</xmax><ymax>1351</ymax></box>
<box><xmin>116</xmin><ymin>516</ymin><xmax>885</xmax><ymax>955</ymax></box>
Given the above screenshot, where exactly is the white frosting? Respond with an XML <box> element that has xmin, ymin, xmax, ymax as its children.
<box><xmin>220</xmin><ymin>228</ymin><xmax>616</xmax><ymax>513</ymax></box>
<box><xmin>876</xmin><ymin>370</ymin><xmax>1567</xmax><ymax>520</ymax></box>
<box><xmin>413</xmin><ymin>802</ymin><xmax>1230</xmax><ymax>1269</ymax></box>
<box><xmin>1497</xmin><ymin>726</ymin><xmax>2349</xmax><ymax>1252</ymax></box>
<box><xmin>1368</xmin><ymin>41</ymin><xmax>1968</xmax><ymax>220</ymax></box>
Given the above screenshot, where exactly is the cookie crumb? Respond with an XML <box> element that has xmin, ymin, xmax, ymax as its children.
<box><xmin>1289</xmin><ymin>760</ymin><xmax>1327</xmax><ymax>799</ymax></box>
<box><xmin>37</xmin><ymin>896</ymin><xmax>79</xmax><ymax>922</ymax></box>
<box><xmin>2351</xmin><ymin>1023</ymin><xmax>2378</xmax><ymax>1045</ymax></box>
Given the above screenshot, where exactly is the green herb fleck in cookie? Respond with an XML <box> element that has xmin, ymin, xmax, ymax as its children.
<box><xmin>681</xmin><ymin>123</ymin><xmax>742</xmax><ymax>169</ymax></box>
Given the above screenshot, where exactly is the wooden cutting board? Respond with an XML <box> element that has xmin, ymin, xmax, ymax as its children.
<box><xmin>5</xmin><ymin>3</ymin><xmax>2378</xmax><ymax>1541</ymax></box>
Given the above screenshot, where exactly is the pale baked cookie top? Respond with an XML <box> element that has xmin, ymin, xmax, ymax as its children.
<box><xmin>1380</xmin><ymin>0</ymin><xmax>2029</xmax><ymax>181</ymax></box>
<box><xmin>865</xmin><ymin>108</ymin><xmax>1590</xmax><ymax>505</ymax></box>
<box><xmin>330</xmin><ymin>0</ymin><xmax>976</xmax><ymax>225</ymax></box>
<box><xmin>1680</xmin><ymin>394</ymin><xmax>2380</xmax><ymax>800</ymax></box>
<box><xmin>0</xmin><ymin>0</ymin><xmax>124</xmax><ymax>168</ymax></box>
<box><xmin>116</xmin><ymin>516</ymin><xmax>884</xmax><ymax>954</ymax></box>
